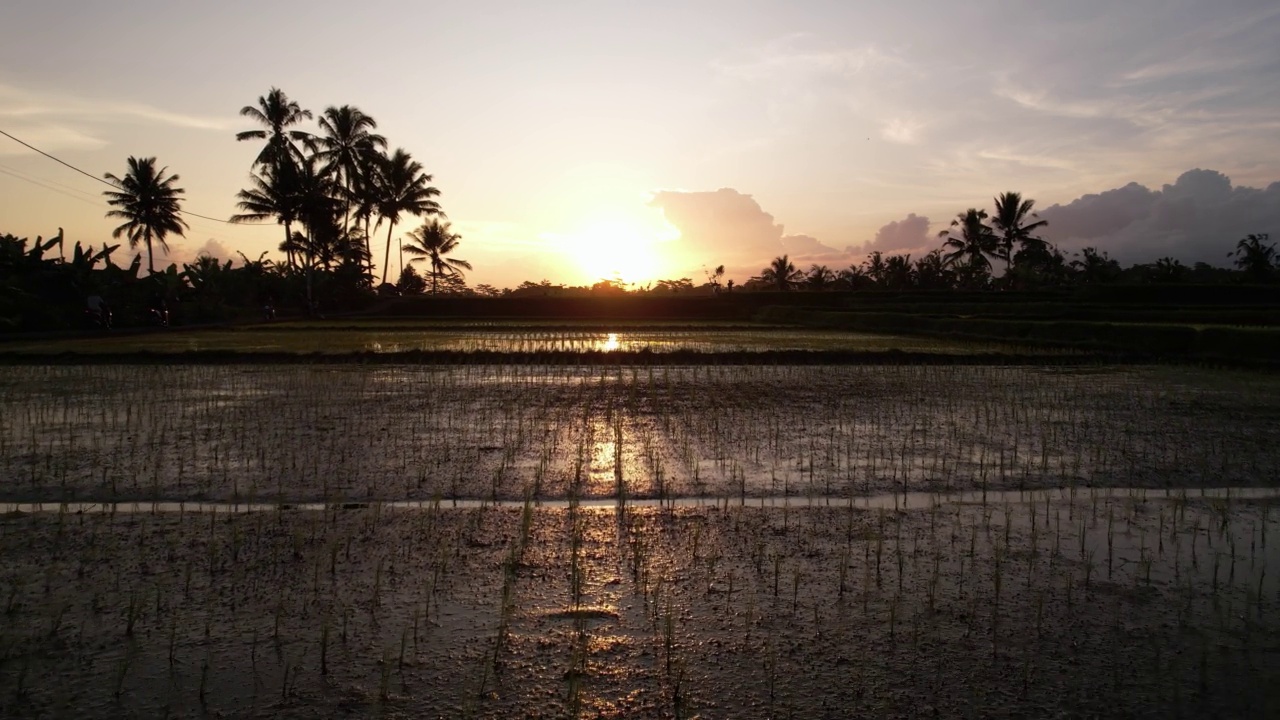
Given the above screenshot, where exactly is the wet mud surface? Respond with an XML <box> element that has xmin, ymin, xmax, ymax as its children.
<box><xmin>2</xmin><ymin>364</ymin><xmax>1278</xmax><ymax>504</ymax></box>
<box><xmin>2</xmin><ymin>495</ymin><xmax>1278</xmax><ymax>718</ymax></box>
<box><xmin>3</xmin><ymin>362</ymin><xmax>1279</xmax><ymax>717</ymax></box>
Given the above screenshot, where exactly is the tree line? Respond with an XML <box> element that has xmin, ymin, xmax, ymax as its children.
<box><xmin>2</xmin><ymin>97</ymin><xmax>1277</xmax><ymax>330</ymax></box>
<box><xmin>751</xmin><ymin>193</ymin><xmax>1275</xmax><ymax>292</ymax></box>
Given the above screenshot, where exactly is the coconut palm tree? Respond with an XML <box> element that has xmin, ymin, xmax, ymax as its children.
<box><xmin>370</xmin><ymin>149</ymin><xmax>443</xmax><ymax>285</ymax></box>
<box><xmin>805</xmin><ymin>264</ymin><xmax>835</xmax><ymax>290</ymax></box>
<box><xmin>236</xmin><ymin>88</ymin><xmax>313</xmax><ymax>171</ymax></box>
<box><xmin>939</xmin><ymin>209</ymin><xmax>999</xmax><ymax>272</ymax></box>
<box><xmin>1069</xmin><ymin>247</ymin><xmax>1121</xmax><ymax>285</ymax></box>
<box><xmin>883</xmin><ymin>254</ymin><xmax>915</xmax><ymax>290</ymax></box>
<box><xmin>315</xmin><ymin>105</ymin><xmax>386</xmax><ymax>242</ymax></box>
<box><xmin>864</xmin><ymin>251</ymin><xmax>888</xmax><ymax>286</ymax></box>
<box><xmin>404</xmin><ymin>218</ymin><xmax>471</xmax><ymax>294</ymax></box>
<box><xmin>1229</xmin><ymin>233</ymin><xmax>1275</xmax><ymax>283</ymax></box>
<box><xmin>755</xmin><ymin>255</ymin><xmax>804</xmax><ymax>291</ymax></box>
<box><xmin>230</xmin><ymin>165</ymin><xmax>301</xmax><ymax>268</ymax></box>
<box><xmin>991</xmin><ymin>192</ymin><xmax>1049</xmax><ymax>277</ymax></box>
<box><xmin>102</xmin><ymin>157</ymin><xmax>188</xmax><ymax>274</ymax></box>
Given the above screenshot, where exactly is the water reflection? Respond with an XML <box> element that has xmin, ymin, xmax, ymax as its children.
<box><xmin>599</xmin><ymin>333</ymin><xmax>620</xmax><ymax>352</ymax></box>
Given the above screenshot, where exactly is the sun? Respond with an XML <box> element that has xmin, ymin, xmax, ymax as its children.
<box><xmin>563</xmin><ymin>213</ymin><xmax>678</xmax><ymax>287</ymax></box>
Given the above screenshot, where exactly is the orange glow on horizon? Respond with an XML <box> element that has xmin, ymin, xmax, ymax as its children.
<box><xmin>560</xmin><ymin>210</ymin><xmax>681</xmax><ymax>287</ymax></box>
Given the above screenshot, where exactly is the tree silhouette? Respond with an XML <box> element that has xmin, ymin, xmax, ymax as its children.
<box><xmin>883</xmin><ymin>254</ymin><xmax>915</xmax><ymax>290</ymax></box>
<box><xmin>404</xmin><ymin>218</ymin><xmax>471</xmax><ymax>295</ymax></box>
<box><xmin>102</xmin><ymin>157</ymin><xmax>188</xmax><ymax>275</ymax></box>
<box><xmin>236</xmin><ymin>88</ymin><xmax>313</xmax><ymax>172</ymax></box>
<box><xmin>991</xmin><ymin>192</ymin><xmax>1048</xmax><ymax>277</ymax></box>
<box><xmin>370</xmin><ymin>149</ymin><xmax>442</xmax><ymax>285</ymax></box>
<box><xmin>806</xmin><ymin>264</ymin><xmax>835</xmax><ymax>290</ymax></box>
<box><xmin>939</xmin><ymin>209</ymin><xmax>999</xmax><ymax>273</ymax></box>
<box><xmin>230</xmin><ymin>165</ymin><xmax>301</xmax><ymax>269</ymax></box>
<box><xmin>1229</xmin><ymin>233</ymin><xmax>1275</xmax><ymax>283</ymax></box>
<box><xmin>1151</xmin><ymin>257</ymin><xmax>1188</xmax><ymax>283</ymax></box>
<box><xmin>315</xmin><ymin>105</ymin><xmax>386</xmax><ymax>251</ymax></box>
<box><xmin>756</xmin><ymin>255</ymin><xmax>803</xmax><ymax>291</ymax></box>
<box><xmin>861</xmin><ymin>251</ymin><xmax>888</xmax><ymax>287</ymax></box>
<box><xmin>913</xmin><ymin>250</ymin><xmax>955</xmax><ymax>290</ymax></box>
<box><xmin>1069</xmin><ymin>247</ymin><xmax>1120</xmax><ymax>285</ymax></box>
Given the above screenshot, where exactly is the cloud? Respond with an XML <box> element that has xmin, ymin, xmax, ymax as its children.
<box><xmin>0</xmin><ymin>82</ymin><xmax>231</xmax><ymax>132</ymax></box>
<box><xmin>153</xmin><ymin>238</ymin><xmax>238</xmax><ymax>268</ymax></box>
<box><xmin>649</xmin><ymin>188</ymin><xmax>840</xmax><ymax>277</ymax></box>
<box><xmin>711</xmin><ymin>33</ymin><xmax>899</xmax><ymax>82</ymax></box>
<box><xmin>650</xmin><ymin>167</ymin><xmax>1280</xmax><ymax>282</ymax></box>
<box><xmin>846</xmin><ymin>213</ymin><xmax>934</xmax><ymax>259</ymax></box>
<box><xmin>1038</xmin><ymin>169</ymin><xmax>1280</xmax><ymax>264</ymax></box>
<box><xmin>881</xmin><ymin>117</ymin><xmax>924</xmax><ymax>145</ymax></box>
<box><xmin>0</xmin><ymin>124</ymin><xmax>107</xmax><ymax>156</ymax></box>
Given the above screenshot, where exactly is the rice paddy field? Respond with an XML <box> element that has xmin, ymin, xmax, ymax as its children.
<box><xmin>0</xmin><ymin>324</ymin><xmax>1042</xmax><ymax>356</ymax></box>
<box><xmin>2</xmin><ymin>322</ymin><xmax>1279</xmax><ymax>718</ymax></box>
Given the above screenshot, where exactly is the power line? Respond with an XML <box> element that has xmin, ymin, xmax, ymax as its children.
<box><xmin>0</xmin><ymin>128</ymin><xmax>266</xmax><ymax>226</ymax></box>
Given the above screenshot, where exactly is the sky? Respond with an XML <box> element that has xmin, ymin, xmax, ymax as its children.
<box><xmin>1</xmin><ymin>0</ymin><xmax>1278</xmax><ymax>288</ymax></box>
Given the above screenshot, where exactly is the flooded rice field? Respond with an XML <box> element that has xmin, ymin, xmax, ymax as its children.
<box><xmin>1</xmin><ymin>364</ymin><xmax>1277</xmax><ymax>504</ymax></box>
<box><xmin>0</xmin><ymin>327</ymin><xmax>1044</xmax><ymax>355</ymax></box>
<box><xmin>3</xmin><ymin>494</ymin><xmax>1280</xmax><ymax>717</ymax></box>
<box><xmin>2</xmin><ymin>361</ymin><xmax>1280</xmax><ymax>717</ymax></box>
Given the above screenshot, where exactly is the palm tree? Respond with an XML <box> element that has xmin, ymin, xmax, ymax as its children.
<box><xmin>805</xmin><ymin>264</ymin><xmax>835</xmax><ymax>290</ymax></box>
<box><xmin>1229</xmin><ymin>233</ymin><xmax>1275</xmax><ymax>283</ymax></box>
<box><xmin>913</xmin><ymin>249</ymin><xmax>955</xmax><ymax>290</ymax></box>
<box><xmin>1069</xmin><ymin>247</ymin><xmax>1120</xmax><ymax>285</ymax></box>
<box><xmin>990</xmin><ymin>192</ymin><xmax>1048</xmax><ymax>276</ymax></box>
<box><xmin>236</xmin><ymin>88</ymin><xmax>313</xmax><ymax>171</ymax></box>
<box><xmin>404</xmin><ymin>218</ymin><xmax>471</xmax><ymax>294</ymax></box>
<box><xmin>370</xmin><ymin>149</ymin><xmax>443</xmax><ymax>285</ymax></box>
<box><xmin>315</xmin><ymin>105</ymin><xmax>386</xmax><ymax>243</ymax></box>
<box><xmin>103</xmin><ymin>157</ymin><xmax>188</xmax><ymax>274</ymax></box>
<box><xmin>230</xmin><ymin>165</ymin><xmax>300</xmax><ymax>268</ymax></box>
<box><xmin>864</xmin><ymin>251</ymin><xmax>888</xmax><ymax>286</ymax></box>
<box><xmin>939</xmin><ymin>209</ymin><xmax>999</xmax><ymax>272</ymax></box>
<box><xmin>755</xmin><ymin>255</ymin><xmax>803</xmax><ymax>291</ymax></box>
<box><xmin>883</xmin><ymin>254</ymin><xmax>915</xmax><ymax>289</ymax></box>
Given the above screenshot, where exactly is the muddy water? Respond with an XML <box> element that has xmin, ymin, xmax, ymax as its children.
<box><xmin>5</xmin><ymin>484</ymin><xmax>1278</xmax><ymax>514</ymax></box>
<box><xmin>2</xmin><ymin>494</ymin><xmax>1279</xmax><ymax>717</ymax></box>
<box><xmin>3</xmin><ymin>364</ymin><xmax>1279</xmax><ymax>504</ymax></box>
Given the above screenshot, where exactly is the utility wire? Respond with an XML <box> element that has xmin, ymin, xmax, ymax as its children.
<box><xmin>0</xmin><ymin>128</ymin><xmax>266</xmax><ymax>226</ymax></box>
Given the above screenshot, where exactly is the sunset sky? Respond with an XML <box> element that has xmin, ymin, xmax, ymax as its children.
<box><xmin>2</xmin><ymin>0</ymin><xmax>1278</xmax><ymax>288</ymax></box>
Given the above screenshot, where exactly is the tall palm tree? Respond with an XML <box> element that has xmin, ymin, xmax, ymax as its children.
<box><xmin>755</xmin><ymin>255</ymin><xmax>803</xmax><ymax>291</ymax></box>
<box><xmin>315</xmin><ymin>105</ymin><xmax>386</xmax><ymax>243</ymax></box>
<box><xmin>103</xmin><ymin>157</ymin><xmax>188</xmax><ymax>274</ymax></box>
<box><xmin>939</xmin><ymin>209</ymin><xmax>999</xmax><ymax>271</ymax></box>
<box><xmin>370</xmin><ymin>148</ymin><xmax>443</xmax><ymax>285</ymax></box>
<box><xmin>230</xmin><ymin>165</ymin><xmax>300</xmax><ymax>268</ymax></box>
<box><xmin>1229</xmin><ymin>233</ymin><xmax>1275</xmax><ymax>283</ymax></box>
<box><xmin>404</xmin><ymin>218</ymin><xmax>472</xmax><ymax>294</ymax></box>
<box><xmin>236</xmin><ymin>88</ymin><xmax>313</xmax><ymax>171</ymax></box>
<box><xmin>991</xmin><ymin>192</ymin><xmax>1048</xmax><ymax>275</ymax></box>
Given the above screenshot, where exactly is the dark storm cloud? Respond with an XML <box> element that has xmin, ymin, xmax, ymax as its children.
<box><xmin>1039</xmin><ymin>169</ymin><xmax>1280</xmax><ymax>264</ymax></box>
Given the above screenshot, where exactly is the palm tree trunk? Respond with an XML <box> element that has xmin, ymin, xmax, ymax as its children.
<box><xmin>283</xmin><ymin>221</ymin><xmax>294</xmax><ymax>270</ymax></box>
<box><xmin>381</xmin><ymin>220</ymin><xmax>395</xmax><ymax>286</ymax></box>
<box><xmin>364</xmin><ymin>216</ymin><xmax>374</xmax><ymax>279</ymax></box>
<box><xmin>146</xmin><ymin>230</ymin><xmax>155</xmax><ymax>275</ymax></box>
<box><xmin>305</xmin><ymin>234</ymin><xmax>314</xmax><ymax>309</ymax></box>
